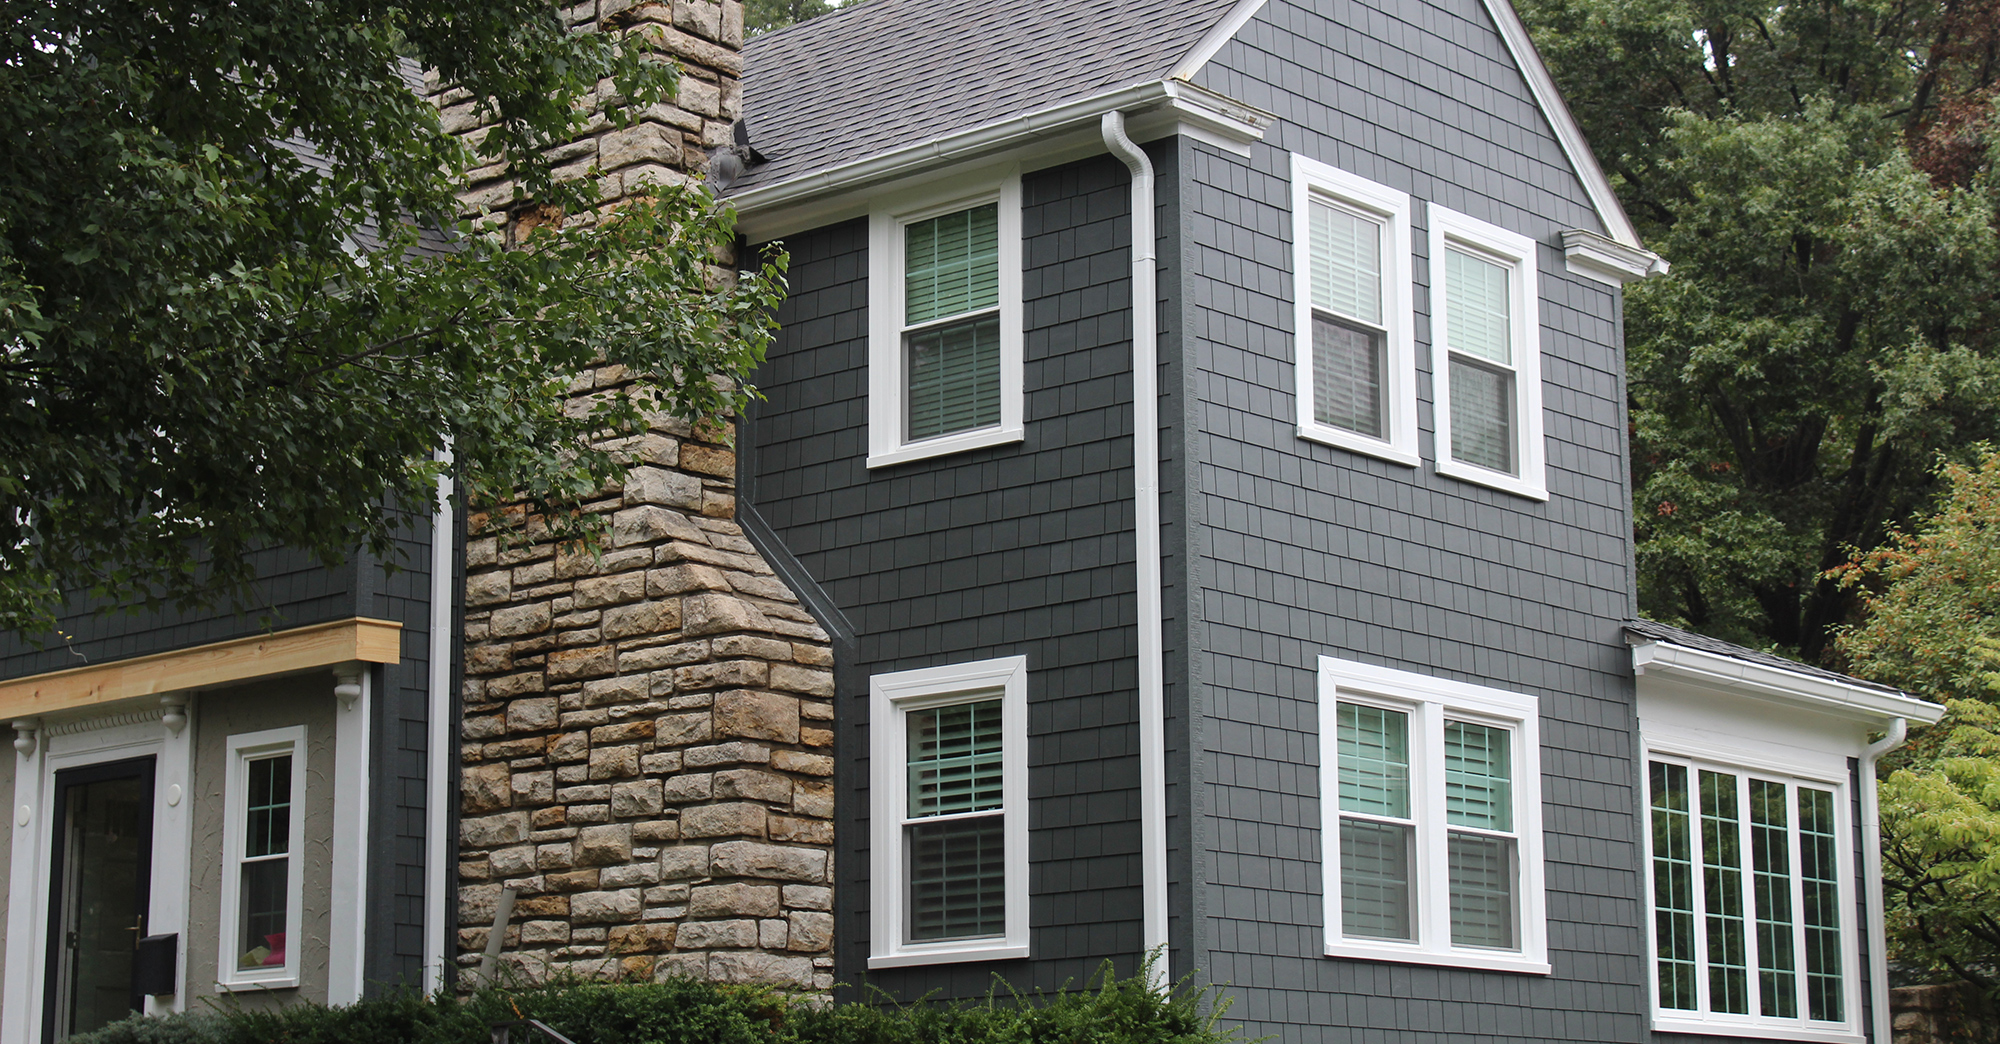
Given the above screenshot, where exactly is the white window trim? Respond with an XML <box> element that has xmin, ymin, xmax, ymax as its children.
<box><xmin>869</xmin><ymin>656</ymin><xmax>1029</xmax><ymax>968</ymax></box>
<box><xmin>1427</xmin><ymin>205</ymin><xmax>1549</xmax><ymax>500</ymax></box>
<box><xmin>867</xmin><ymin>174</ymin><xmax>1025</xmax><ymax>469</ymax></box>
<box><xmin>216</xmin><ymin>726</ymin><xmax>306</xmax><ymax>991</ymax></box>
<box><xmin>1318</xmin><ymin>656</ymin><xmax>1549</xmax><ymax>974</ymax></box>
<box><xmin>1290</xmin><ymin>154</ymin><xmax>1420</xmax><ymax>467</ymax></box>
<box><xmin>1641</xmin><ymin>741</ymin><xmax>1865</xmax><ymax>1044</ymax></box>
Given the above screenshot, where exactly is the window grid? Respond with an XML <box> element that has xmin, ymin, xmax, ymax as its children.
<box><xmin>1648</xmin><ymin>756</ymin><xmax>1850</xmax><ymax>1031</ymax></box>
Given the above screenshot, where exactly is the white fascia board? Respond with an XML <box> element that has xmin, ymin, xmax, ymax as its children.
<box><xmin>1630</xmin><ymin>640</ymin><xmax>1945</xmax><ymax>726</ymax></box>
<box><xmin>730</xmin><ymin>79</ymin><xmax>1273</xmax><ymax>242</ymax></box>
<box><xmin>1168</xmin><ymin>0</ymin><xmax>1272</xmax><ymax>80</ymax></box>
<box><xmin>1562</xmin><ymin>229</ymin><xmax>1668</xmax><ymax>285</ymax></box>
<box><xmin>1477</xmin><ymin>0</ymin><xmax>1647</xmax><ymax>251</ymax></box>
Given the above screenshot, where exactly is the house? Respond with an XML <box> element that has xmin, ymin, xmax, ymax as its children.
<box><xmin>721</xmin><ymin>0</ymin><xmax>1948</xmax><ymax>1041</ymax></box>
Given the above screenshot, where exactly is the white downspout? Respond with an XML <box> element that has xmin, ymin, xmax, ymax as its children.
<box><xmin>1100</xmin><ymin>111</ymin><xmax>1169</xmax><ymax>972</ymax></box>
<box><xmin>424</xmin><ymin>445</ymin><xmax>457</xmax><ymax>991</ymax></box>
<box><xmin>1862</xmin><ymin>717</ymin><xmax>1908</xmax><ymax>1044</ymax></box>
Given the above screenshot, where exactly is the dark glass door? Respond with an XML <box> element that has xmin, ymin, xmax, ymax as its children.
<box><xmin>42</xmin><ymin>756</ymin><xmax>155</xmax><ymax>1044</ymax></box>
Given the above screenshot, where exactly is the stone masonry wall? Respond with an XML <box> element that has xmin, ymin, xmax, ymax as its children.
<box><xmin>435</xmin><ymin>0</ymin><xmax>837</xmax><ymax>991</ymax></box>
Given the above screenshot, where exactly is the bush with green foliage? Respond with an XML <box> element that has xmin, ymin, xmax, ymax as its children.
<box><xmin>70</xmin><ymin>965</ymin><xmax>1243</xmax><ymax>1044</ymax></box>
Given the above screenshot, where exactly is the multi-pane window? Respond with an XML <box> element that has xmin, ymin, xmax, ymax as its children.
<box><xmin>1429</xmin><ymin>205</ymin><xmax>1547</xmax><ymax>500</ymax></box>
<box><xmin>870</xmin><ymin>657</ymin><xmax>1028</xmax><ymax>967</ymax></box>
<box><xmin>219</xmin><ymin>728</ymin><xmax>305</xmax><ymax>986</ymax></box>
<box><xmin>1291</xmin><ymin>155</ymin><xmax>1418</xmax><ymax>465</ymax></box>
<box><xmin>1319</xmin><ymin>658</ymin><xmax>1547</xmax><ymax>972</ymax></box>
<box><xmin>1648</xmin><ymin>757</ymin><xmax>1852</xmax><ymax>1033</ymax></box>
<box><xmin>868</xmin><ymin>178</ymin><xmax>1022</xmax><ymax>468</ymax></box>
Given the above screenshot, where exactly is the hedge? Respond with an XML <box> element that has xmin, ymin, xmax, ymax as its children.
<box><xmin>72</xmin><ymin>963</ymin><xmax>1245</xmax><ymax>1044</ymax></box>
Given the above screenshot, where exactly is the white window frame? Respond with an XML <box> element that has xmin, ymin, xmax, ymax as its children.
<box><xmin>216</xmin><ymin>726</ymin><xmax>306</xmax><ymax>990</ymax></box>
<box><xmin>1318</xmin><ymin>656</ymin><xmax>1549</xmax><ymax>973</ymax></box>
<box><xmin>1427</xmin><ymin>205</ymin><xmax>1549</xmax><ymax>500</ymax></box>
<box><xmin>1641</xmin><ymin>740</ymin><xmax>1864</xmax><ymax>1044</ymax></box>
<box><xmin>867</xmin><ymin>174</ymin><xmax>1025</xmax><ymax>469</ymax></box>
<box><xmin>1290</xmin><ymin>154</ymin><xmax>1420</xmax><ymax>467</ymax></box>
<box><xmin>868</xmin><ymin>656</ymin><xmax>1029</xmax><ymax>968</ymax></box>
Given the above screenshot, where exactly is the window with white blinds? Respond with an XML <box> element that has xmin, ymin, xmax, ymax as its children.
<box><xmin>1429</xmin><ymin>205</ymin><xmax>1547</xmax><ymax>500</ymax></box>
<box><xmin>218</xmin><ymin>726</ymin><xmax>307</xmax><ymax>987</ymax></box>
<box><xmin>1646</xmin><ymin>755</ymin><xmax>1856</xmax><ymax>1038</ymax></box>
<box><xmin>870</xmin><ymin>656</ymin><xmax>1028</xmax><ymax>967</ymax></box>
<box><xmin>1319</xmin><ymin>657</ymin><xmax>1547</xmax><ymax>973</ymax></box>
<box><xmin>1291</xmin><ymin>155</ymin><xmax>1418</xmax><ymax>466</ymax></box>
<box><xmin>868</xmin><ymin>176</ymin><xmax>1023</xmax><ymax>468</ymax></box>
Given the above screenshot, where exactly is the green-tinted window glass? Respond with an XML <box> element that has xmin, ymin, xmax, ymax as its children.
<box><xmin>1701</xmin><ymin>770</ymin><xmax>1750</xmax><ymax>1014</ymax></box>
<box><xmin>908</xmin><ymin>698</ymin><xmax>1003</xmax><ymax>818</ymax></box>
<box><xmin>1799</xmin><ymin>787</ymin><xmax>1843</xmax><ymax>1022</ymax></box>
<box><xmin>1337</xmin><ymin>703</ymin><xmax>1409</xmax><ymax>817</ymax></box>
<box><xmin>1652</xmin><ymin>762</ymin><xmax>1698</xmax><ymax>1011</ymax></box>
<box><xmin>905</xmin><ymin>204</ymin><xmax>999</xmax><ymax>326</ymax></box>
<box><xmin>1445</xmin><ymin>722</ymin><xmax>1511</xmax><ymax>830</ymax></box>
<box><xmin>1750</xmin><ymin>779</ymin><xmax>1798</xmax><ymax>1018</ymax></box>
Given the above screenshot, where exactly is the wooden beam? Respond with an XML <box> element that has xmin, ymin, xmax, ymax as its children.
<box><xmin>0</xmin><ymin>617</ymin><xmax>403</xmax><ymax>720</ymax></box>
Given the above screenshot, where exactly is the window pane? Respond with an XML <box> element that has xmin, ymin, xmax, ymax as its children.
<box><xmin>907</xmin><ymin>698</ymin><xmax>1004</xmax><ymax>818</ymax></box>
<box><xmin>907</xmin><ymin>816</ymin><xmax>1006</xmax><ymax>941</ymax></box>
<box><xmin>1337</xmin><ymin>703</ymin><xmax>1409</xmax><ymax>817</ymax></box>
<box><xmin>1448</xmin><ymin>832</ymin><xmax>1517</xmax><ymax>949</ymax></box>
<box><xmin>1701</xmin><ymin>770</ymin><xmax>1750</xmax><ymax>1015</ymax></box>
<box><xmin>1340</xmin><ymin>818</ymin><xmax>1414</xmax><ymax>940</ymax></box>
<box><xmin>1750</xmin><ymin>779</ymin><xmax>1798</xmax><ymax>1018</ymax></box>
<box><xmin>1310</xmin><ymin>200</ymin><xmax>1382</xmax><ymax>326</ymax></box>
<box><xmin>907</xmin><ymin>315</ymin><xmax>1001</xmax><ymax>441</ymax></box>
<box><xmin>1445</xmin><ymin>248</ymin><xmax>1511</xmax><ymax>365</ymax></box>
<box><xmin>1652</xmin><ymin>762</ymin><xmax>1698</xmax><ymax>1011</ymax></box>
<box><xmin>1313</xmin><ymin>315</ymin><xmax>1385</xmax><ymax>438</ymax></box>
<box><xmin>1448</xmin><ymin>357</ymin><xmax>1515</xmax><ymax>474</ymax></box>
<box><xmin>1445</xmin><ymin>721</ymin><xmax>1511</xmax><ymax>831</ymax></box>
<box><xmin>245</xmin><ymin>755</ymin><xmax>291</xmax><ymax>859</ymax></box>
<box><xmin>238</xmin><ymin>858</ymin><xmax>288</xmax><ymax>969</ymax></box>
<box><xmin>1798</xmin><ymin>787</ymin><xmax>1843</xmax><ymax>1022</ymax></box>
<box><xmin>905</xmin><ymin>204</ymin><xmax>999</xmax><ymax>326</ymax></box>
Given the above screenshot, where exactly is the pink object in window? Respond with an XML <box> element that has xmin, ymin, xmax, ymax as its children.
<box><xmin>264</xmin><ymin>933</ymin><xmax>286</xmax><ymax>966</ymax></box>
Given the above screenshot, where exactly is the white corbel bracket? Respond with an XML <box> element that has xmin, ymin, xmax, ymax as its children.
<box><xmin>11</xmin><ymin>718</ymin><xmax>40</xmax><ymax>758</ymax></box>
<box><xmin>160</xmin><ymin>695</ymin><xmax>188</xmax><ymax>736</ymax></box>
<box><xmin>334</xmin><ymin>666</ymin><xmax>363</xmax><ymax>711</ymax></box>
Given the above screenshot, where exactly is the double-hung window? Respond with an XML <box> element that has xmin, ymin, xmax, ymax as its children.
<box><xmin>869</xmin><ymin>656</ymin><xmax>1028</xmax><ymax>967</ymax></box>
<box><xmin>868</xmin><ymin>175</ymin><xmax>1024</xmax><ymax>468</ymax></box>
<box><xmin>1646</xmin><ymin>753</ymin><xmax>1859</xmax><ymax>1040</ymax></box>
<box><xmin>1428</xmin><ymin>206</ymin><xmax>1547</xmax><ymax>500</ymax></box>
<box><xmin>218</xmin><ymin>726</ymin><xmax>306</xmax><ymax>988</ymax></box>
<box><xmin>1291</xmin><ymin>155</ymin><xmax>1418</xmax><ymax>466</ymax></box>
<box><xmin>1319</xmin><ymin>657</ymin><xmax>1547</xmax><ymax>972</ymax></box>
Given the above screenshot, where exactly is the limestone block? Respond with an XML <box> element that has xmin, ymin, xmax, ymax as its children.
<box><xmin>589</xmin><ymin>744</ymin><xmax>642</xmax><ymax>779</ymax></box>
<box><xmin>768</xmin><ymin>816</ymin><xmax>831</xmax><ymax>845</ymax></box>
<box><xmin>683</xmin><ymin>741</ymin><xmax>771</xmax><ymax>768</ymax></box>
<box><xmin>781</xmin><ymin>885</ymin><xmax>831</xmax><ymax>911</ymax></box>
<box><xmin>647</xmin><ymin>563</ymin><xmax>731</xmax><ymax>596</ymax></box>
<box><xmin>793</xmin><ymin>781</ymin><xmax>833</xmax><ymax>819</ymax></box>
<box><xmin>653</xmin><ymin>953</ymin><xmax>708</xmax><ymax>981</ymax></box>
<box><xmin>655</xmin><ymin>712</ymin><xmax>713</xmax><ymax>747</ymax></box>
<box><xmin>769</xmin><ymin>664</ymin><xmax>834</xmax><ymax>697</ymax></box>
<box><xmin>714</xmin><ymin>768</ymin><xmax>791</xmax><ymax>804</ymax></box>
<box><xmin>759</xmin><ymin>919</ymin><xmax>787</xmax><ymax>949</ymax></box>
<box><xmin>770</xmin><ymin>751</ymin><xmax>832</xmax><ymax>777</ymax></box>
<box><xmin>676</xmin><ymin>919</ymin><xmax>757</xmax><ymax>949</ymax></box>
<box><xmin>713</xmin><ymin>635</ymin><xmax>792</xmax><ymax>661</ymax></box>
<box><xmin>625</xmin><ymin>466</ymin><xmax>704</xmax><ymax>509</ymax></box>
<box><xmin>713</xmin><ymin>691</ymin><xmax>799</xmax><ymax>743</ymax></box>
<box><xmin>603</xmin><ymin>601</ymin><xmax>682</xmax><ymax>640</ymax></box>
<box><xmin>659</xmin><ymin>847</ymin><xmax>711</xmax><ymax>880</ymax></box>
<box><xmin>591</xmin><ymin>720</ymin><xmax>655</xmax><ymax>744</ymax></box>
<box><xmin>538</xmin><ymin>843</ymin><xmax>575</xmax><ymax>870</ymax></box>
<box><xmin>709</xmin><ymin>841</ymin><xmax>827</xmax><ymax>883</ymax></box>
<box><xmin>487</xmin><ymin>673</ymin><xmax>547</xmax><ymax>699</ymax></box>
<box><xmin>548</xmin><ymin>731</ymin><xmax>591</xmax><ymax>762</ymax></box>
<box><xmin>682</xmin><ymin>802</ymin><xmax>767</xmax><ymax>838</ymax></box>
<box><xmin>490</xmin><ymin>846</ymin><xmax>537</xmax><ymax>876</ymax></box>
<box><xmin>571</xmin><ymin>889</ymin><xmax>643</xmax><ymax>924</ymax></box>
<box><xmin>689</xmin><ymin>882</ymin><xmax>780</xmax><ymax>917</ymax></box>
<box><xmin>577</xmin><ymin>824</ymin><xmax>634</xmax><ymax>865</ymax></box>
<box><xmin>548</xmin><ymin>644</ymin><xmax>617</xmax><ymax>681</ymax></box>
<box><xmin>599</xmin><ymin>122</ymin><xmax>681</xmax><ymax>170</ymax></box>
<box><xmin>613</xmin><ymin>505</ymin><xmax>703</xmax><ymax>547</ymax></box>
<box><xmin>547</xmin><ymin>868</ymin><xmax>601</xmax><ymax>892</ymax></box>
<box><xmin>582</xmin><ymin>675</ymin><xmax>648</xmax><ymax>707</ymax></box>
<box><xmin>463</xmin><ymin>714</ymin><xmax>505</xmax><ymax>740</ymax></box>
<box><xmin>466</xmin><ymin>571</ymin><xmax>512</xmax><ymax>606</ymax></box>
<box><xmin>787</xmin><ymin>912</ymin><xmax>832</xmax><ymax>952</ymax></box>
<box><xmin>466</xmin><ymin>644</ymin><xmax>513</xmax><ymax>675</ymax></box>
<box><xmin>682</xmin><ymin>593</ymin><xmax>773</xmax><ymax>637</ymax></box>
<box><xmin>575</xmin><ymin>573</ymin><xmax>646</xmax><ymax>609</ymax></box>
<box><xmin>611</xmin><ymin>779</ymin><xmax>666</xmax><ymax>816</ymax></box>
<box><xmin>679</xmin><ymin>441</ymin><xmax>734</xmax><ymax>478</ymax></box>
<box><xmin>508</xmin><ymin>697</ymin><xmax>560</xmax><ymax>731</ymax></box>
<box><xmin>521</xmin><ymin>921</ymin><xmax>570</xmax><ymax>945</ymax></box>
<box><xmin>661</xmin><ymin>773</ymin><xmax>713</xmax><ymax>802</ymax></box>
<box><xmin>491</xmin><ymin>603</ymin><xmax>552</xmax><ymax>637</ymax></box>
<box><xmin>463</xmin><ymin>812</ymin><xmax>532</xmax><ymax>847</ymax></box>
<box><xmin>513</xmin><ymin>771</ymin><xmax>556</xmax><ymax>805</ymax></box>
<box><xmin>609</xmin><ymin>923</ymin><xmax>676</xmax><ymax>953</ymax></box>
<box><xmin>707</xmin><ymin>951</ymin><xmax>813</xmax><ymax>988</ymax></box>
<box><xmin>792</xmin><ymin>643</ymin><xmax>833</xmax><ymax>667</ymax></box>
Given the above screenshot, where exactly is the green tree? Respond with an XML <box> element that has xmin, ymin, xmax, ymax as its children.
<box><xmin>745</xmin><ymin>0</ymin><xmax>835</xmax><ymax>37</ymax></box>
<box><xmin>0</xmin><ymin>1</ymin><xmax>785</xmax><ymax>635</ymax></box>
<box><xmin>1519</xmin><ymin>0</ymin><xmax>2000</xmax><ymax>661</ymax></box>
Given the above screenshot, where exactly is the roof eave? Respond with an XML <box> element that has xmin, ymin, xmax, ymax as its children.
<box><xmin>1630</xmin><ymin>639</ymin><xmax>1946</xmax><ymax>727</ymax></box>
<box><xmin>728</xmin><ymin>78</ymin><xmax>1272</xmax><ymax>240</ymax></box>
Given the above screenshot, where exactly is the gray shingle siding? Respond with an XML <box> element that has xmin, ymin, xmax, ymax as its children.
<box><xmin>745</xmin><ymin>155</ymin><xmax>1151</xmax><ymax>1000</ymax></box>
<box><xmin>1177</xmin><ymin>0</ymin><xmax>1646</xmax><ymax>1038</ymax></box>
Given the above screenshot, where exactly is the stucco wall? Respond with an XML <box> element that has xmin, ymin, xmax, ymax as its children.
<box><xmin>184</xmin><ymin>675</ymin><xmax>338</xmax><ymax>1008</ymax></box>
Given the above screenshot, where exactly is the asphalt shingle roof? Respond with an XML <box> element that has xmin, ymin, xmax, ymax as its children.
<box><xmin>735</xmin><ymin>0</ymin><xmax>1244</xmax><ymax>192</ymax></box>
<box><xmin>1623</xmin><ymin>619</ymin><xmax>1910</xmax><ymax>697</ymax></box>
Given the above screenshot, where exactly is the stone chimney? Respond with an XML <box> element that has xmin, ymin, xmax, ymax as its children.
<box><xmin>431</xmin><ymin>1</ymin><xmax>837</xmax><ymax>992</ymax></box>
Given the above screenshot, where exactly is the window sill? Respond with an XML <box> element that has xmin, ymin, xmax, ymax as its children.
<box><xmin>215</xmin><ymin>975</ymin><xmax>299</xmax><ymax>993</ymax></box>
<box><xmin>869</xmin><ymin>943</ymin><xmax>1029</xmax><ymax>969</ymax></box>
<box><xmin>1652</xmin><ymin>1014</ymin><xmax>1862</xmax><ymax>1044</ymax></box>
<box><xmin>1324</xmin><ymin>940</ymin><xmax>1549</xmax><ymax>975</ymax></box>
<box><xmin>867</xmin><ymin>426</ymin><xmax>1023</xmax><ymax>470</ymax></box>
<box><xmin>1296</xmin><ymin>424</ymin><xmax>1421</xmax><ymax>469</ymax></box>
<box><xmin>1435</xmin><ymin>458</ymin><xmax>1549</xmax><ymax>501</ymax></box>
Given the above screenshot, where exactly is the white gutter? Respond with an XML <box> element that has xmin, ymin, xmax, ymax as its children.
<box><xmin>1862</xmin><ymin>718</ymin><xmax>1908</xmax><ymax>1044</ymax></box>
<box><xmin>730</xmin><ymin>80</ymin><xmax>1270</xmax><ymax>222</ymax></box>
<box><xmin>424</xmin><ymin>444</ymin><xmax>456</xmax><ymax>991</ymax></box>
<box><xmin>1100</xmin><ymin>111</ymin><xmax>1169</xmax><ymax>974</ymax></box>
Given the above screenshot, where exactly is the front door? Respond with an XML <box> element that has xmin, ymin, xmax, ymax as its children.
<box><xmin>42</xmin><ymin>756</ymin><xmax>156</xmax><ymax>1044</ymax></box>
